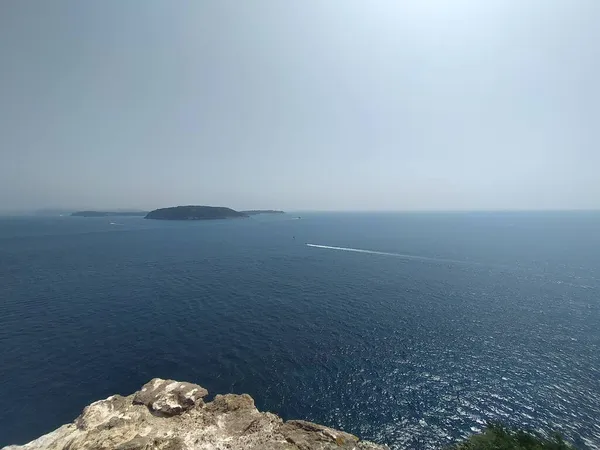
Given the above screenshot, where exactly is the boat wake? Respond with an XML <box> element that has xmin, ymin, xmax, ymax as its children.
<box><xmin>305</xmin><ymin>243</ymin><xmax>471</xmax><ymax>265</ymax></box>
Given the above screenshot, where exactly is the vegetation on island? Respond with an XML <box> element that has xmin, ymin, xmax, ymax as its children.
<box><xmin>450</xmin><ymin>424</ymin><xmax>576</xmax><ymax>450</ymax></box>
<box><xmin>145</xmin><ymin>206</ymin><xmax>248</xmax><ymax>220</ymax></box>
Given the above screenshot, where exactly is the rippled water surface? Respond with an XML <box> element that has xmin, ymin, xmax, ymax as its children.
<box><xmin>1</xmin><ymin>212</ymin><xmax>599</xmax><ymax>448</ymax></box>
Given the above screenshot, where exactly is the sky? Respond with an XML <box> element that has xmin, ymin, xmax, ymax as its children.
<box><xmin>1</xmin><ymin>1</ymin><xmax>599</xmax><ymax>212</ymax></box>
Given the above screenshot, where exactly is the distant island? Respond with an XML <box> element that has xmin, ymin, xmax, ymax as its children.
<box><xmin>240</xmin><ymin>210</ymin><xmax>285</xmax><ymax>215</ymax></box>
<box><xmin>72</xmin><ymin>211</ymin><xmax>148</xmax><ymax>217</ymax></box>
<box><xmin>34</xmin><ymin>209</ymin><xmax>75</xmax><ymax>216</ymax></box>
<box><xmin>145</xmin><ymin>206</ymin><xmax>248</xmax><ymax>220</ymax></box>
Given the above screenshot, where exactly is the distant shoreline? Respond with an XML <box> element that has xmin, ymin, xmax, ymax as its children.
<box><xmin>143</xmin><ymin>206</ymin><xmax>286</xmax><ymax>220</ymax></box>
<box><xmin>71</xmin><ymin>211</ymin><xmax>148</xmax><ymax>217</ymax></box>
<box><xmin>240</xmin><ymin>210</ymin><xmax>285</xmax><ymax>215</ymax></box>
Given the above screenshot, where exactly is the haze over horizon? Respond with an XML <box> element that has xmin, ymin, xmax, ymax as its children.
<box><xmin>1</xmin><ymin>1</ymin><xmax>598</xmax><ymax>212</ymax></box>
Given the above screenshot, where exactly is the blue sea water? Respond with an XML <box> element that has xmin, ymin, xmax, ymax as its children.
<box><xmin>1</xmin><ymin>212</ymin><xmax>599</xmax><ymax>449</ymax></box>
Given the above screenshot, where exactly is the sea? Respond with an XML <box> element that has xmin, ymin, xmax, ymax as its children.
<box><xmin>1</xmin><ymin>212</ymin><xmax>599</xmax><ymax>449</ymax></box>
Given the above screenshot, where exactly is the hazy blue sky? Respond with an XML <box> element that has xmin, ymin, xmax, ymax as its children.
<box><xmin>1</xmin><ymin>1</ymin><xmax>598</xmax><ymax>211</ymax></box>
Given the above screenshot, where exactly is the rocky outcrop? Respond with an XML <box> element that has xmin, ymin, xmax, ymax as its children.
<box><xmin>3</xmin><ymin>379</ymin><xmax>387</xmax><ymax>450</ymax></box>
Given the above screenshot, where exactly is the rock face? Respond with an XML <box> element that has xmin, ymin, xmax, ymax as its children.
<box><xmin>3</xmin><ymin>379</ymin><xmax>387</xmax><ymax>450</ymax></box>
<box><xmin>132</xmin><ymin>379</ymin><xmax>209</xmax><ymax>417</ymax></box>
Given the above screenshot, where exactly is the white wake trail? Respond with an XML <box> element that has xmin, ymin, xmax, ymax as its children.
<box><xmin>305</xmin><ymin>243</ymin><xmax>470</xmax><ymax>265</ymax></box>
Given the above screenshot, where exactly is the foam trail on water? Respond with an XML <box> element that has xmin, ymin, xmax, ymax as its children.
<box><xmin>305</xmin><ymin>243</ymin><xmax>471</xmax><ymax>265</ymax></box>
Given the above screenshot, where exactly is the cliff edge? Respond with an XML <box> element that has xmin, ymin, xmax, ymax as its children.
<box><xmin>3</xmin><ymin>378</ymin><xmax>386</xmax><ymax>450</ymax></box>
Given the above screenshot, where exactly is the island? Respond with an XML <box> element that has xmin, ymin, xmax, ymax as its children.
<box><xmin>71</xmin><ymin>211</ymin><xmax>148</xmax><ymax>217</ymax></box>
<box><xmin>145</xmin><ymin>206</ymin><xmax>248</xmax><ymax>220</ymax></box>
<box><xmin>240</xmin><ymin>210</ymin><xmax>285</xmax><ymax>215</ymax></box>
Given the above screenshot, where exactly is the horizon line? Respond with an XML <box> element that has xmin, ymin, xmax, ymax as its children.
<box><xmin>1</xmin><ymin>207</ymin><xmax>600</xmax><ymax>215</ymax></box>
